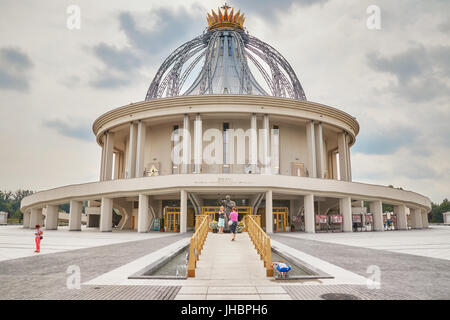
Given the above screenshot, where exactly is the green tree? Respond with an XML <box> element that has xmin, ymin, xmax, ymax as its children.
<box><xmin>59</xmin><ymin>203</ymin><xmax>70</xmax><ymax>213</ymax></box>
<box><xmin>0</xmin><ymin>190</ymin><xmax>34</xmax><ymax>221</ymax></box>
<box><xmin>430</xmin><ymin>202</ymin><xmax>442</xmax><ymax>223</ymax></box>
<box><xmin>440</xmin><ymin>198</ymin><xmax>450</xmax><ymax>213</ymax></box>
<box><xmin>0</xmin><ymin>191</ymin><xmax>13</xmax><ymax>213</ymax></box>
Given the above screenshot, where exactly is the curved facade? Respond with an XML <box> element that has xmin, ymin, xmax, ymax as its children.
<box><xmin>21</xmin><ymin>5</ymin><xmax>431</xmax><ymax>234</ymax></box>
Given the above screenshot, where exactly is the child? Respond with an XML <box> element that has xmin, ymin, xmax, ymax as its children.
<box><xmin>272</xmin><ymin>261</ymin><xmax>291</xmax><ymax>279</ymax></box>
<box><xmin>218</xmin><ymin>206</ymin><xmax>225</xmax><ymax>233</ymax></box>
<box><xmin>34</xmin><ymin>224</ymin><xmax>43</xmax><ymax>253</ymax></box>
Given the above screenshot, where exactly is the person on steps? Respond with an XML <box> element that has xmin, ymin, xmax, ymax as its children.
<box><xmin>229</xmin><ymin>207</ymin><xmax>238</xmax><ymax>241</ymax></box>
<box><xmin>218</xmin><ymin>206</ymin><xmax>226</xmax><ymax>233</ymax></box>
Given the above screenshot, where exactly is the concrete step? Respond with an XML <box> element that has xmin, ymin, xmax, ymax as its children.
<box><xmin>194</xmin><ymin>232</ymin><xmax>268</xmax><ymax>280</ymax></box>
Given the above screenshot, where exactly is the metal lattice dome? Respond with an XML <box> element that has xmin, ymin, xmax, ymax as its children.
<box><xmin>145</xmin><ymin>4</ymin><xmax>306</xmax><ymax>101</ymax></box>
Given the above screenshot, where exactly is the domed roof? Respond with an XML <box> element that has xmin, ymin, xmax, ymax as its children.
<box><xmin>145</xmin><ymin>4</ymin><xmax>306</xmax><ymax>101</ymax></box>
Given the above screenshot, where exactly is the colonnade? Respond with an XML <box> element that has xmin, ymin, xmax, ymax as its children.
<box><xmin>98</xmin><ymin>114</ymin><xmax>353</xmax><ymax>181</ymax></box>
<box><xmin>296</xmin><ymin>195</ymin><xmax>428</xmax><ymax>234</ymax></box>
<box><xmin>23</xmin><ymin>190</ymin><xmax>429</xmax><ymax>235</ymax></box>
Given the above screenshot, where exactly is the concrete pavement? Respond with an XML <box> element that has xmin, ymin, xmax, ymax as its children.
<box><xmin>0</xmin><ymin>225</ymin><xmax>177</xmax><ymax>262</ymax></box>
<box><xmin>276</xmin><ymin>225</ymin><xmax>450</xmax><ymax>261</ymax></box>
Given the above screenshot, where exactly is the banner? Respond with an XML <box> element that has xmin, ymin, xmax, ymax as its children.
<box><xmin>330</xmin><ymin>215</ymin><xmax>342</xmax><ymax>223</ymax></box>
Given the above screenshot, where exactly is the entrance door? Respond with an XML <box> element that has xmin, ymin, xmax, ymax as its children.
<box><xmin>165</xmin><ymin>207</ymin><xmax>180</xmax><ymax>232</ymax></box>
<box><xmin>273</xmin><ymin>212</ymin><xmax>284</xmax><ymax>232</ymax></box>
<box><xmin>201</xmin><ymin>206</ymin><xmax>253</xmax><ymax>221</ymax></box>
<box><xmin>273</xmin><ymin>207</ymin><xmax>288</xmax><ymax>232</ymax></box>
<box><xmin>201</xmin><ymin>206</ymin><xmax>220</xmax><ymax>223</ymax></box>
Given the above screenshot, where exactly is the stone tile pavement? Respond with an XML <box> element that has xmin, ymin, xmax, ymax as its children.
<box><xmin>2</xmin><ymin>226</ymin><xmax>449</xmax><ymax>300</ymax></box>
<box><xmin>283</xmin><ymin>284</ymin><xmax>416</xmax><ymax>300</ymax></box>
<box><xmin>39</xmin><ymin>285</ymin><xmax>181</xmax><ymax>300</ymax></box>
<box><xmin>271</xmin><ymin>230</ymin><xmax>450</xmax><ymax>300</ymax></box>
<box><xmin>0</xmin><ymin>225</ymin><xmax>175</xmax><ymax>262</ymax></box>
<box><xmin>278</xmin><ymin>226</ymin><xmax>450</xmax><ymax>261</ymax></box>
<box><xmin>0</xmin><ymin>230</ymin><xmax>188</xmax><ymax>300</ymax></box>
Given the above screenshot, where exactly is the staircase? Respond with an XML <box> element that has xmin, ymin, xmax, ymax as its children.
<box><xmin>194</xmin><ymin>233</ymin><xmax>268</xmax><ymax>280</ymax></box>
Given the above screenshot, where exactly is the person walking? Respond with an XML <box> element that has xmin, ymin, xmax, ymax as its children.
<box><xmin>229</xmin><ymin>207</ymin><xmax>238</xmax><ymax>241</ymax></box>
<box><xmin>218</xmin><ymin>206</ymin><xmax>226</xmax><ymax>233</ymax></box>
<box><xmin>34</xmin><ymin>224</ymin><xmax>43</xmax><ymax>253</ymax></box>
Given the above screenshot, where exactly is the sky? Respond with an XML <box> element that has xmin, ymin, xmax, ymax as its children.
<box><xmin>0</xmin><ymin>0</ymin><xmax>449</xmax><ymax>203</ymax></box>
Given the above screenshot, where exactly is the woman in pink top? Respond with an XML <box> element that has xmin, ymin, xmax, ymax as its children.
<box><xmin>229</xmin><ymin>207</ymin><xmax>238</xmax><ymax>241</ymax></box>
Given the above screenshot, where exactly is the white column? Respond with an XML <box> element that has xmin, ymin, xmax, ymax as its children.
<box><xmin>45</xmin><ymin>205</ymin><xmax>58</xmax><ymax>230</ymax></box>
<box><xmin>182</xmin><ymin>114</ymin><xmax>191</xmax><ymax>174</ymax></box>
<box><xmin>332</xmin><ymin>151</ymin><xmax>338</xmax><ymax>179</ymax></box>
<box><xmin>306</xmin><ymin>120</ymin><xmax>316</xmax><ymax>178</ymax></box>
<box><xmin>180</xmin><ymin>190</ymin><xmax>187</xmax><ymax>234</ymax></box>
<box><xmin>271</xmin><ymin>124</ymin><xmax>280</xmax><ymax>174</ymax></box>
<box><xmin>421</xmin><ymin>209</ymin><xmax>429</xmax><ymax>228</ymax></box>
<box><xmin>250</xmin><ymin>113</ymin><xmax>258</xmax><ymax>173</ymax></box>
<box><xmin>346</xmin><ymin>133</ymin><xmax>352</xmax><ymax>182</ymax></box>
<box><xmin>338</xmin><ymin>132</ymin><xmax>348</xmax><ymax>181</ymax></box>
<box><xmin>194</xmin><ymin>114</ymin><xmax>202</xmax><ymax>173</ymax></box>
<box><xmin>135</xmin><ymin>120</ymin><xmax>146</xmax><ymax>178</ymax></box>
<box><xmin>113</xmin><ymin>153</ymin><xmax>118</xmax><ymax>180</ymax></box>
<box><xmin>261</xmin><ymin>114</ymin><xmax>270</xmax><ymax>174</ymax></box>
<box><xmin>104</xmin><ymin>131</ymin><xmax>115</xmax><ymax>181</ymax></box>
<box><xmin>314</xmin><ymin>122</ymin><xmax>325</xmax><ymax>178</ymax></box>
<box><xmin>100</xmin><ymin>197</ymin><xmax>113</xmax><ymax>232</ymax></box>
<box><xmin>23</xmin><ymin>210</ymin><xmax>31</xmax><ymax>228</ymax></box>
<box><xmin>394</xmin><ymin>204</ymin><xmax>408</xmax><ymax>230</ymax></box>
<box><xmin>69</xmin><ymin>200</ymin><xmax>82</xmax><ymax>231</ymax></box>
<box><xmin>126</xmin><ymin>122</ymin><xmax>137</xmax><ymax>178</ymax></box>
<box><xmin>265</xmin><ymin>189</ymin><xmax>273</xmax><ymax>233</ymax></box>
<box><xmin>30</xmin><ymin>208</ymin><xmax>43</xmax><ymax>229</ymax></box>
<box><xmin>370</xmin><ymin>200</ymin><xmax>384</xmax><ymax>231</ymax></box>
<box><xmin>410</xmin><ymin>208</ymin><xmax>423</xmax><ymax>229</ymax></box>
<box><xmin>137</xmin><ymin>194</ymin><xmax>149</xmax><ymax>233</ymax></box>
<box><xmin>340</xmin><ymin>197</ymin><xmax>352</xmax><ymax>232</ymax></box>
<box><xmin>304</xmin><ymin>194</ymin><xmax>315</xmax><ymax>233</ymax></box>
<box><xmin>99</xmin><ymin>137</ymin><xmax>105</xmax><ymax>181</ymax></box>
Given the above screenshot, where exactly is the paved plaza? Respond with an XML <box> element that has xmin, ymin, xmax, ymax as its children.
<box><xmin>0</xmin><ymin>225</ymin><xmax>449</xmax><ymax>300</ymax></box>
<box><xmin>0</xmin><ymin>225</ymin><xmax>178</xmax><ymax>262</ymax></box>
<box><xmin>276</xmin><ymin>226</ymin><xmax>450</xmax><ymax>261</ymax></box>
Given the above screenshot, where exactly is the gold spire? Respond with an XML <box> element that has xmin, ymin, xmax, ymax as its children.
<box><xmin>207</xmin><ymin>3</ymin><xmax>245</xmax><ymax>31</ymax></box>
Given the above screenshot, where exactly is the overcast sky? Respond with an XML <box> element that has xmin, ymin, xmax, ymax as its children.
<box><xmin>0</xmin><ymin>0</ymin><xmax>448</xmax><ymax>203</ymax></box>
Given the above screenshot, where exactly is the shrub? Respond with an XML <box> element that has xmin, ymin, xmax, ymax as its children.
<box><xmin>237</xmin><ymin>221</ymin><xmax>245</xmax><ymax>233</ymax></box>
<box><xmin>209</xmin><ymin>220</ymin><xmax>218</xmax><ymax>230</ymax></box>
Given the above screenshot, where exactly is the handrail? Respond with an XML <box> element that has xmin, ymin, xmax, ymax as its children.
<box><xmin>242</xmin><ymin>215</ymin><xmax>260</xmax><ymax>232</ymax></box>
<box><xmin>244</xmin><ymin>215</ymin><xmax>274</xmax><ymax>276</ymax></box>
<box><xmin>194</xmin><ymin>214</ymin><xmax>208</xmax><ymax>231</ymax></box>
<box><xmin>188</xmin><ymin>214</ymin><xmax>211</xmax><ymax>277</ymax></box>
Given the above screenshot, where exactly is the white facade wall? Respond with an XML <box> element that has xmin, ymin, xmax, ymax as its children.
<box><xmin>121</xmin><ymin>118</ymin><xmax>313</xmax><ymax>177</ymax></box>
<box><xmin>279</xmin><ymin>122</ymin><xmax>308</xmax><ymax>176</ymax></box>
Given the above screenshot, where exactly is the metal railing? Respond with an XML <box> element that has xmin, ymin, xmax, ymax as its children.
<box><xmin>188</xmin><ymin>214</ymin><xmax>211</xmax><ymax>277</ymax></box>
<box><xmin>244</xmin><ymin>215</ymin><xmax>273</xmax><ymax>276</ymax></box>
